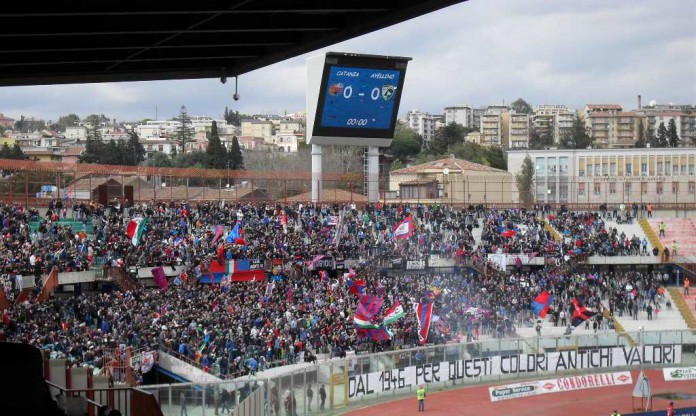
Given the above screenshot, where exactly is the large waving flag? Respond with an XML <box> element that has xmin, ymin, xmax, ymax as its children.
<box><xmin>358</xmin><ymin>295</ymin><xmax>384</xmax><ymax>318</ymax></box>
<box><xmin>414</xmin><ymin>302</ymin><xmax>434</xmax><ymax>345</ymax></box>
<box><xmin>531</xmin><ymin>291</ymin><xmax>553</xmax><ymax>318</ymax></box>
<box><xmin>354</xmin><ymin>294</ymin><xmax>390</xmax><ymax>341</ymax></box>
<box><xmin>394</xmin><ymin>215</ymin><xmax>414</xmax><ymax>240</ymax></box>
<box><xmin>151</xmin><ymin>266</ymin><xmax>168</xmax><ymax>291</ymax></box>
<box><xmin>126</xmin><ymin>217</ymin><xmax>147</xmax><ymax>247</ymax></box>
<box><xmin>383</xmin><ymin>301</ymin><xmax>405</xmax><ymax>325</ymax></box>
<box><xmin>346</xmin><ymin>278</ymin><xmax>366</xmax><ymax>296</ymax></box>
<box><xmin>571</xmin><ymin>298</ymin><xmax>597</xmax><ymax>327</ymax></box>
<box><xmin>355</xmin><ymin>326</ymin><xmax>392</xmax><ymax>341</ymax></box>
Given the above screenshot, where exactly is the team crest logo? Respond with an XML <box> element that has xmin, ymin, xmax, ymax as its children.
<box><xmin>329</xmin><ymin>83</ymin><xmax>344</xmax><ymax>96</ymax></box>
<box><xmin>382</xmin><ymin>84</ymin><xmax>396</xmax><ymax>101</ymax></box>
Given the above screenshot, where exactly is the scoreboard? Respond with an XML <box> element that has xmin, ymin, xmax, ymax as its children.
<box><xmin>307</xmin><ymin>52</ymin><xmax>411</xmax><ymax>147</ymax></box>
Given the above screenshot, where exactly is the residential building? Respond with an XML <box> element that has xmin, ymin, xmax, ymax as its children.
<box><xmin>472</xmin><ymin>107</ymin><xmax>487</xmax><ymax>130</ymax></box>
<box><xmin>587</xmin><ymin>111</ymin><xmax>641</xmax><ymax>148</ymax></box>
<box><xmin>241</xmin><ymin>119</ymin><xmax>274</xmax><ymax>143</ymax></box>
<box><xmin>388</xmin><ymin>156</ymin><xmax>513</xmax><ymax>204</ymax></box>
<box><xmin>406</xmin><ymin>110</ymin><xmax>437</xmax><ymax>143</ymax></box>
<box><xmin>238</xmin><ymin>136</ymin><xmax>266</xmax><ymax>151</ymax></box>
<box><xmin>480</xmin><ymin>114</ymin><xmax>502</xmax><ymax>146</ymax></box>
<box><xmin>642</xmin><ymin>112</ymin><xmax>696</xmax><ymax>146</ymax></box>
<box><xmin>584</xmin><ymin>104</ymin><xmax>623</xmax><ymax>117</ymax></box>
<box><xmin>507</xmin><ymin>147</ymin><xmax>696</xmax><ymax>204</ymax></box>
<box><xmin>504</xmin><ymin>113</ymin><xmax>530</xmax><ymax>149</ymax></box>
<box><xmin>64</xmin><ymin>126</ymin><xmax>88</xmax><ymax>141</ymax></box>
<box><xmin>139</xmin><ymin>138</ymin><xmax>176</xmax><ymax>157</ymax></box>
<box><xmin>444</xmin><ymin>104</ymin><xmax>473</xmax><ymax>128</ymax></box>
<box><xmin>61</xmin><ymin>146</ymin><xmax>85</xmax><ymax>164</ymax></box>
<box><xmin>0</xmin><ymin>113</ymin><xmax>15</xmax><ymax>129</ymax></box>
<box><xmin>532</xmin><ymin>105</ymin><xmax>575</xmax><ymax>144</ymax></box>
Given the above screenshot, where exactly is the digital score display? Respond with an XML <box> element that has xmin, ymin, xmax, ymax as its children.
<box><xmin>318</xmin><ymin>66</ymin><xmax>401</xmax><ymax>130</ymax></box>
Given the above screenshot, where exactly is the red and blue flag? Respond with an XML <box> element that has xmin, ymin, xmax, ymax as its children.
<box><xmin>414</xmin><ymin>302</ymin><xmax>434</xmax><ymax>345</ymax></box>
<box><xmin>531</xmin><ymin>291</ymin><xmax>553</xmax><ymax>318</ymax></box>
<box><xmin>346</xmin><ymin>278</ymin><xmax>366</xmax><ymax>296</ymax></box>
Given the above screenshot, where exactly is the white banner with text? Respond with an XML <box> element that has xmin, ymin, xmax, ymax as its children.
<box><xmin>347</xmin><ymin>345</ymin><xmax>680</xmax><ymax>400</ymax></box>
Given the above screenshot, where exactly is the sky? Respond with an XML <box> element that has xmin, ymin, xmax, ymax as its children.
<box><xmin>0</xmin><ymin>0</ymin><xmax>694</xmax><ymax>123</ymax></box>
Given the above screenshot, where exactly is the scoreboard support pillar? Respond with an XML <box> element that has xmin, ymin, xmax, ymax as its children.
<box><xmin>367</xmin><ymin>146</ymin><xmax>380</xmax><ymax>203</ymax></box>
<box><xmin>311</xmin><ymin>144</ymin><xmax>323</xmax><ymax>203</ymax></box>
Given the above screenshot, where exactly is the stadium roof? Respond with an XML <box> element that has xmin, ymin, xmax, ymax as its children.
<box><xmin>0</xmin><ymin>1</ymin><xmax>464</xmax><ymax>87</ymax></box>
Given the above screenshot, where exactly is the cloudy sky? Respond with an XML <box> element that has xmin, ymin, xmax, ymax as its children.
<box><xmin>1</xmin><ymin>0</ymin><xmax>694</xmax><ymax>123</ymax></box>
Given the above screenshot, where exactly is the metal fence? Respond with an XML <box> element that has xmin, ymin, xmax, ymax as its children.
<box><xmin>2</xmin><ymin>158</ymin><xmax>696</xmax><ymax>208</ymax></box>
<box><xmin>142</xmin><ymin>329</ymin><xmax>696</xmax><ymax>416</ymax></box>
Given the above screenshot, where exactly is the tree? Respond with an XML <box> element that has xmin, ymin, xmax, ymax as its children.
<box><xmin>656</xmin><ymin>122</ymin><xmax>669</xmax><ymax>147</ymax></box>
<box><xmin>83</xmin><ymin>114</ymin><xmax>109</xmax><ymax>127</ymax></box>
<box><xmin>510</xmin><ymin>98</ymin><xmax>533</xmax><ymax>115</ymax></box>
<box><xmin>144</xmin><ymin>152</ymin><xmax>173</xmax><ymax>168</ymax></box>
<box><xmin>634</xmin><ymin>119</ymin><xmax>646</xmax><ymax>148</ymax></box>
<box><xmin>390</xmin><ymin>159</ymin><xmax>404</xmax><ymax>171</ymax></box>
<box><xmin>667</xmin><ymin>118</ymin><xmax>680</xmax><ymax>147</ymax></box>
<box><xmin>126</xmin><ymin>131</ymin><xmax>146</xmax><ymax>165</ymax></box>
<box><xmin>174</xmin><ymin>106</ymin><xmax>195</xmax><ymax>153</ymax></box>
<box><xmin>389</xmin><ymin>125</ymin><xmax>422</xmax><ymax>162</ymax></box>
<box><xmin>484</xmin><ymin>146</ymin><xmax>507</xmax><ymax>171</ymax></box>
<box><xmin>559</xmin><ymin>115</ymin><xmax>593</xmax><ymax>149</ymax></box>
<box><xmin>229</xmin><ymin>136</ymin><xmax>244</xmax><ymax>169</ymax></box>
<box><xmin>515</xmin><ymin>155</ymin><xmax>535</xmax><ymax>206</ymax></box>
<box><xmin>205</xmin><ymin>121</ymin><xmax>226</xmax><ymax>169</ymax></box>
<box><xmin>57</xmin><ymin>114</ymin><xmax>80</xmax><ymax>131</ymax></box>
<box><xmin>432</xmin><ymin>122</ymin><xmax>467</xmax><ymax>154</ymax></box>
<box><xmin>528</xmin><ymin>124</ymin><xmax>553</xmax><ymax>150</ymax></box>
<box><xmin>0</xmin><ymin>143</ymin><xmax>22</xmax><ymax>159</ymax></box>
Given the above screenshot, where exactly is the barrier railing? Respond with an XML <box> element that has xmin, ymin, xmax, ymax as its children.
<box><xmin>139</xmin><ymin>329</ymin><xmax>696</xmax><ymax>416</ymax></box>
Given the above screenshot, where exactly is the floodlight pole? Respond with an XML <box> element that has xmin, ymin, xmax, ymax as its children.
<box><xmin>311</xmin><ymin>144</ymin><xmax>322</xmax><ymax>203</ymax></box>
<box><xmin>367</xmin><ymin>146</ymin><xmax>379</xmax><ymax>203</ymax></box>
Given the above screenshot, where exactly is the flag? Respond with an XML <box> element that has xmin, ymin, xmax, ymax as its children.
<box><xmin>226</xmin><ymin>222</ymin><xmax>246</xmax><ymax>245</ymax></box>
<box><xmin>414</xmin><ymin>302</ymin><xmax>434</xmax><ymax>345</ymax></box>
<box><xmin>211</xmin><ymin>224</ymin><xmax>224</xmax><ymax>244</ymax></box>
<box><xmin>355</xmin><ymin>326</ymin><xmax>392</xmax><ymax>341</ymax></box>
<box><xmin>571</xmin><ymin>298</ymin><xmax>597</xmax><ymax>327</ymax></box>
<box><xmin>346</xmin><ymin>279</ymin><xmax>366</xmax><ymax>296</ymax></box>
<box><xmin>433</xmin><ymin>315</ymin><xmax>451</xmax><ymax>335</ymax></box>
<box><xmin>354</xmin><ymin>295</ymin><xmax>390</xmax><ymax>341</ymax></box>
<box><xmin>126</xmin><ymin>217</ymin><xmax>147</xmax><ymax>247</ymax></box>
<box><xmin>327</xmin><ymin>216</ymin><xmax>338</xmax><ymax>226</ymax></box>
<box><xmin>151</xmin><ymin>266</ymin><xmax>168</xmax><ymax>291</ymax></box>
<box><xmin>425</xmin><ymin>286</ymin><xmax>442</xmax><ymax>301</ymax></box>
<box><xmin>318</xmin><ymin>270</ymin><xmax>329</xmax><ymax>283</ymax></box>
<box><xmin>394</xmin><ymin>215</ymin><xmax>414</xmax><ymax>240</ymax></box>
<box><xmin>264</xmin><ymin>282</ymin><xmax>275</xmax><ymax>298</ymax></box>
<box><xmin>531</xmin><ymin>291</ymin><xmax>553</xmax><ymax>318</ymax></box>
<box><xmin>383</xmin><ymin>301</ymin><xmax>404</xmax><ymax>325</ymax></box>
<box><xmin>357</xmin><ymin>295</ymin><xmax>384</xmax><ymax>319</ymax></box>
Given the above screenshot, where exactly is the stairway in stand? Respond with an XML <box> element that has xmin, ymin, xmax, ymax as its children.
<box><xmin>639</xmin><ymin>218</ymin><xmax>663</xmax><ymax>252</ymax></box>
<box><xmin>668</xmin><ymin>287</ymin><xmax>696</xmax><ymax>329</ymax></box>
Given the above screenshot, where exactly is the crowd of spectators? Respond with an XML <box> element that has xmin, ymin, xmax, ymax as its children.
<box><xmin>0</xmin><ymin>200</ymin><xmax>673</xmax><ymax>382</ymax></box>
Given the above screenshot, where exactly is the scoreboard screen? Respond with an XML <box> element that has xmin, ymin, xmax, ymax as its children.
<box><xmin>318</xmin><ymin>66</ymin><xmax>401</xmax><ymax>130</ymax></box>
<box><xmin>310</xmin><ymin>53</ymin><xmax>409</xmax><ymax>144</ymax></box>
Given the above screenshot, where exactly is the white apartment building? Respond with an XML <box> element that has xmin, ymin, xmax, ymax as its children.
<box><xmin>508</xmin><ymin>147</ymin><xmax>696</xmax><ymax>204</ymax></box>
<box><xmin>532</xmin><ymin>105</ymin><xmax>575</xmax><ymax>144</ymax></box>
<box><xmin>444</xmin><ymin>104</ymin><xmax>473</xmax><ymax>128</ymax></box>
<box><xmin>64</xmin><ymin>126</ymin><xmax>88</xmax><ymax>141</ymax></box>
<box><xmin>406</xmin><ymin>110</ymin><xmax>437</xmax><ymax>143</ymax></box>
<box><xmin>644</xmin><ymin>112</ymin><xmax>696</xmax><ymax>145</ymax></box>
<box><xmin>136</xmin><ymin>120</ymin><xmax>182</xmax><ymax>140</ymax></box>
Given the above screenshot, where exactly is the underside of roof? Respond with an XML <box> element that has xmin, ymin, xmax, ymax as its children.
<box><xmin>0</xmin><ymin>1</ymin><xmax>464</xmax><ymax>87</ymax></box>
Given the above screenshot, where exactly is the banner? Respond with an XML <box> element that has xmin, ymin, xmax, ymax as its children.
<box><xmin>488</xmin><ymin>371</ymin><xmax>632</xmax><ymax>402</ymax></box>
<box><xmin>347</xmin><ymin>345</ymin><xmax>681</xmax><ymax>400</ymax></box>
<box><xmin>663</xmin><ymin>367</ymin><xmax>696</xmax><ymax>381</ymax></box>
<box><xmin>390</xmin><ymin>258</ymin><xmax>403</xmax><ymax>268</ymax></box>
<box><xmin>406</xmin><ymin>260</ymin><xmax>426</xmax><ymax>270</ymax></box>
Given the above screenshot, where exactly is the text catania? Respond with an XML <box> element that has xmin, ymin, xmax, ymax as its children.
<box><xmin>336</xmin><ymin>71</ymin><xmax>359</xmax><ymax>77</ymax></box>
